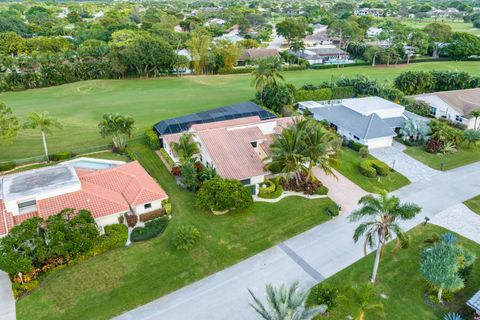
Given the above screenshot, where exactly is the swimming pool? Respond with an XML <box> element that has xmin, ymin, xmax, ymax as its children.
<box><xmin>71</xmin><ymin>159</ymin><xmax>118</xmax><ymax>170</ymax></box>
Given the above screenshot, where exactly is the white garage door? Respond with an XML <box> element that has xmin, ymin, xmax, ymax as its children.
<box><xmin>367</xmin><ymin>137</ymin><xmax>393</xmax><ymax>149</ymax></box>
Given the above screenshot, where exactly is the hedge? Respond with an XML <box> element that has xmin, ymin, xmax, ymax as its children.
<box><xmin>145</xmin><ymin>128</ymin><xmax>160</xmax><ymax>150</ymax></box>
<box><xmin>0</xmin><ymin>161</ymin><xmax>15</xmax><ymax>172</ymax></box>
<box><xmin>347</xmin><ymin>140</ymin><xmax>367</xmax><ymax>152</ymax></box>
<box><xmin>325</xmin><ymin>203</ymin><xmax>340</xmax><ymax>217</ymax></box>
<box><xmin>258</xmin><ymin>178</ymin><xmax>283</xmax><ymax>199</ymax></box>
<box><xmin>294</xmin><ymin>88</ymin><xmax>332</xmax><ymax>102</ymax></box>
<box><xmin>309</xmin><ymin>61</ymin><xmax>370</xmax><ymax>69</ymax></box>
<box><xmin>160</xmin><ymin>148</ymin><xmax>176</xmax><ymax>167</ymax></box>
<box><xmin>282</xmin><ymin>64</ymin><xmax>307</xmax><ymax>71</ymax></box>
<box><xmin>130</xmin><ymin>217</ymin><xmax>169</xmax><ymax>242</ymax></box>
<box><xmin>125</xmin><ymin>147</ymin><xmax>137</xmax><ymax>161</ymax></box>
<box><xmin>359</xmin><ymin>160</ymin><xmax>391</xmax><ymax>178</ymax></box>
<box><xmin>162</xmin><ymin>198</ymin><xmax>172</xmax><ymax>215</ymax></box>
<box><xmin>218</xmin><ymin>66</ymin><xmax>255</xmax><ymax>74</ymax></box>
<box><xmin>90</xmin><ymin>224</ymin><xmax>128</xmax><ymax>254</ymax></box>
<box><xmin>315</xmin><ymin>185</ymin><xmax>329</xmax><ymax>195</ymax></box>
<box><xmin>139</xmin><ymin>208</ymin><xmax>165</xmax><ymax>222</ymax></box>
<box><xmin>49</xmin><ymin>151</ymin><xmax>73</xmax><ymax>162</ymax></box>
<box><xmin>331</xmin><ymin>86</ymin><xmax>355</xmax><ymax>99</ymax></box>
<box><xmin>258</xmin><ymin>179</ymin><xmax>276</xmax><ymax>195</ymax></box>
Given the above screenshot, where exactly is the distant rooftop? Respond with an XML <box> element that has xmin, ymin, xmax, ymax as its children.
<box><xmin>153</xmin><ymin>102</ymin><xmax>276</xmax><ymax>136</ymax></box>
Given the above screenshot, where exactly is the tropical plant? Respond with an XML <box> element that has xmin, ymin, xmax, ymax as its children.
<box><xmin>249</xmin><ymin>281</ymin><xmax>326</xmax><ymax>320</ymax></box>
<box><xmin>23</xmin><ymin>111</ymin><xmax>62</xmax><ymax>161</ymax></box>
<box><xmin>196</xmin><ymin>177</ymin><xmax>253</xmax><ymax>212</ymax></box>
<box><xmin>290</xmin><ymin>39</ymin><xmax>305</xmax><ymax>64</ymax></box>
<box><xmin>169</xmin><ymin>133</ymin><xmax>200</xmax><ymax>164</ymax></box>
<box><xmin>420</xmin><ymin>233</ymin><xmax>476</xmax><ymax>304</ymax></box>
<box><xmin>98</xmin><ymin>113</ymin><xmax>135</xmax><ymax>152</ymax></box>
<box><xmin>470</xmin><ymin>110</ymin><xmax>480</xmax><ymax>131</ymax></box>
<box><xmin>444</xmin><ymin>313</ymin><xmax>464</xmax><ymax>320</ymax></box>
<box><xmin>0</xmin><ymin>102</ymin><xmax>19</xmax><ymax>143</ymax></box>
<box><xmin>342</xmin><ymin>283</ymin><xmax>384</xmax><ymax>320</ymax></box>
<box><xmin>251</xmin><ymin>56</ymin><xmax>284</xmax><ymax>95</ymax></box>
<box><xmin>464</xmin><ymin>129</ymin><xmax>480</xmax><ymax>147</ymax></box>
<box><xmin>429</xmin><ymin>120</ymin><xmax>463</xmax><ymax>147</ymax></box>
<box><xmin>348</xmin><ymin>192</ymin><xmax>421</xmax><ymax>283</ymax></box>
<box><xmin>180</xmin><ymin>157</ymin><xmax>199</xmax><ymax>191</ymax></box>
<box><xmin>199</xmin><ymin>164</ymin><xmax>217</xmax><ymax>182</ymax></box>
<box><xmin>171</xmin><ymin>225</ymin><xmax>201</xmax><ymax>251</ymax></box>
<box><xmin>399</xmin><ymin>118</ymin><xmax>430</xmax><ymax>142</ymax></box>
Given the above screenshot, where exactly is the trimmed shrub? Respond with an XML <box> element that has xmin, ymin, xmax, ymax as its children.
<box><xmin>171</xmin><ymin>225</ymin><xmax>201</xmax><ymax>251</ymax></box>
<box><xmin>130</xmin><ymin>217</ymin><xmax>169</xmax><ymax>242</ymax></box>
<box><xmin>359</xmin><ymin>160</ymin><xmax>391</xmax><ymax>177</ymax></box>
<box><xmin>331</xmin><ymin>86</ymin><xmax>355</xmax><ymax>99</ymax></box>
<box><xmin>294</xmin><ymin>88</ymin><xmax>332</xmax><ymax>102</ymax></box>
<box><xmin>425</xmin><ymin>139</ymin><xmax>443</xmax><ymax>154</ymax></box>
<box><xmin>145</xmin><ymin>128</ymin><xmax>160</xmax><ymax>150</ymax></box>
<box><xmin>315</xmin><ymin>185</ymin><xmax>329</xmax><ymax>195</ymax></box>
<box><xmin>258</xmin><ymin>179</ymin><xmax>275</xmax><ymax>195</ymax></box>
<box><xmin>196</xmin><ymin>177</ymin><xmax>253</xmax><ymax>211</ymax></box>
<box><xmin>359</xmin><ymin>160</ymin><xmax>377</xmax><ymax>178</ymax></box>
<box><xmin>359</xmin><ymin>147</ymin><xmax>369</xmax><ymax>158</ymax></box>
<box><xmin>49</xmin><ymin>151</ymin><xmax>73</xmax><ymax>161</ymax></box>
<box><xmin>371</xmin><ymin>160</ymin><xmax>390</xmax><ymax>176</ymax></box>
<box><xmin>0</xmin><ymin>161</ymin><xmax>15</xmax><ymax>172</ymax></box>
<box><xmin>308</xmin><ymin>283</ymin><xmax>339</xmax><ymax>311</ymax></box>
<box><xmin>325</xmin><ymin>203</ymin><xmax>340</xmax><ymax>217</ymax></box>
<box><xmin>258</xmin><ymin>178</ymin><xmax>283</xmax><ymax>199</ymax></box>
<box><xmin>91</xmin><ymin>224</ymin><xmax>128</xmax><ymax>254</ymax></box>
<box><xmin>218</xmin><ymin>66</ymin><xmax>255</xmax><ymax>74</ymax></box>
<box><xmin>139</xmin><ymin>208</ymin><xmax>165</xmax><ymax>222</ymax></box>
<box><xmin>162</xmin><ymin>198</ymin><xmax>172</xmax><ymax>215</ymax></box>
<box><xmin>125</xmin><ymin>147</ymin><xmax>137</xmax><ymax>161</ymax></box>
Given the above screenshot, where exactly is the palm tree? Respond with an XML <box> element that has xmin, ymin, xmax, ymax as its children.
<box><xmin>249</xmin><ymin>281</ymin><xmax>326</xmax><ymax>320</ymax></box>
<box><xmin>251</xmin><ymin>56</ymin><xmax>284</xmax><ymax>95</ymax></box>
<box><xmin>290</xmin><ymin>40</ymin><xmax>305</xmax><ymax>65</ymax></box>
<box><xmin>463</xmin><ymin>129</ymin><xmax>480</xmax><ymax>148</ymax></box>
<box><xmin>342</xmin><ymin>283</ymin><xmax>384</xmax><ymax>320</ymax></box>
<box><xmin>470</xmin><ymin>110</ymin><xmax>480</xmax><ymax>131</ymax></box>
<box><xmin>269</xmin><ymin>121</ymin><xmax>306</xmax><ymax>186</ymax></box>
<box><xmin>302</xmin><ymin>119</ymin><xmax>340</xmax><ymax>180</ymax></box>
<box><xmin>23</xmin><ymin>111</ymin><xmax>62</xmax><ymax>161</ymax></box>
<box><xmin>170</xmin><ymin>133</ymin><xmax>200</xmax><ymax>164</ymax></box>
<box><xmin>348</xmin><ymin>192</ymin><xmax>421</xmax><ymax>283</ymax></box>
<box><xmin>199</xmin><ymin>164</ymin><xmax>217</xmax><ymax>182</ymax></box>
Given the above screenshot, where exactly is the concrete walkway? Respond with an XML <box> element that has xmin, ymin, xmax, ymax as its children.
<box><xmin>370</xmin><ymin>142</ymin><xmax>439</xmax><ymax>183</ymax></box>
<box><xmin>0</xmin><ymin>271</ymin><xmax>15</xmax><ymax>320</ymax></box>
<box><xmin>115</xmin><ymin>161</ymin><xmax>480</xmax><ymax>320</ymax></box>
<box><xmin>431</xmin><ymin>203</ymin><xmax>480</xmax><ymax>244</ymax></box>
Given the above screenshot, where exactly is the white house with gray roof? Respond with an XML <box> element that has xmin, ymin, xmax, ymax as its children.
<box><xmin>299</xmin><ymin>97</ymin><xmax>413</xmax><ymax>149</ymax></box>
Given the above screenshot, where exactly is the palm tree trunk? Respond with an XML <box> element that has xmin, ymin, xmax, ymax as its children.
<box><xmin>42</xmin><ymin>130</ymin><xmax>49</xmax><ymax>162</ymax></box>
<box><xmin>437</xmin><ymin>287</ymin><xmax>443</xmax><ymax>304</ymax></box>
<box><xmin>371</xmin><ymin>241</ymin><xmax>382</xmax><ymax>283</ymax></box>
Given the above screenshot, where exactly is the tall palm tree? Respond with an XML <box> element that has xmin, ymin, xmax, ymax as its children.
<box><xmin>251</xmin><ymin>57</ymin><xmax>284</xmax><ymax>94</ymax></box>
<box><xmin>23</xmin><ymin>111</ymin><xmax>62</xmax><ymax>161</ymax></box>
<box><xmin>348</xmin><ymin>192</ymin><xmax>421</xmax><ymax>283</ymax></box>
<box><xmin>249</xmin><ymin>281</ymin><xmax>326</xmax><ymax>320</ymax></box>
<box><xmin>269</xmin><ymin>121</ymin><xmax>306</xmax><ymax>186</ymax></box>
<box><xmin>302</xmin><ymin>119</ymin><xmax>340</xmax><ymax>180</ymax></box>
<box><xmin>289</xmin><ymin>40</ymin><xmax>305</xmax><ymax>65</ymax></box>
<box><xmin>470</xmin><ymin>110</ymin><xmax>480</xmax><ymax>131</ymax></box>
<box><xmin>170</xmin><ymin>133</ymin><xmax>200</xmax><ymax>164</ymax></box>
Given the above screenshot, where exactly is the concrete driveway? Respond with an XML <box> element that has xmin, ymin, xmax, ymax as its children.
<box><xmin>0</xmin><ymin>271</ymin><xmax>15</xmax><ymax>320</ymax></box>
<box><xmin>370</xmin><ymin>141</ymin><xmax>439</xmax><ymax>183</ymax></box>
<box><xmin>431</xmin><ymin>203</ymin><xmax>480</xmax><ymax>244</ymax></box>
<box><xmin>314</xmin><ymin>168</ymin><xmax>369</xmax><ymax>213</ymax></box>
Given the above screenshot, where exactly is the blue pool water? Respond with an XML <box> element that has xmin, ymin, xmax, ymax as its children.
<box><xmin>71</xmin><ymin>160</ymin><xmax>117</xmax><ymax>170</ymax></box>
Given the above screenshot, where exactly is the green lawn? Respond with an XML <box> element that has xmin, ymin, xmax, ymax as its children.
<box><xmin>464</xmin><ymin>195</ymin><xmax>480</xmax><ymax>216</ymax></box>
<box><xmin>16</xmin><ymin>140</ymin><xmax>337</xmax><ymax>320</ymax></box>
<box><xmin>2</xmin><ymin>61</ymin><xmax>480</xmax><ymax>161</ymax></box>
<box><xmin>309</xmin><ymin>224</ymin><xmax>480</xmax><ymax>319</ymax></box>
<box><xmin>400</xmin><ymin>18</ymin><xmax>480</xmax><ymax>36</ymax></box>
<box><xmin>333</xmin><ymin>148</ymin><xmax>410</xmax><ymax>193</ymax></box>
<box><xmin>404</xmin><ymin>145</ymin><xmax>480</xmax><ymax>170</ymax></box>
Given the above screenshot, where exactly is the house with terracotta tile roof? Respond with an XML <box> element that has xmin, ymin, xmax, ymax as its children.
<box><xmin>0</xmin><ymin>158</ymin><xmax>168</xmax><ymax>236</ymax></box>
<box><xmin>162</xmin><ymin>116</ymin><xmax>294</xmax><ymax>188</ymax></box>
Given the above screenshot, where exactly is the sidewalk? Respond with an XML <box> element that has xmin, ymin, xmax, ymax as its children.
<box><xmin>0</xmin><ymin>271</ymin><xmax>15</xmax><ymax>320</ymax></box>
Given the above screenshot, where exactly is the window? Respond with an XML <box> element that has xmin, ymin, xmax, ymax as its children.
<box><xmin>353</xmin><ymin>135</ymin><xmax>360</xmax><ymax>141</ymax></box>
<box><xmin>18</xmin><ymin>200</ymin><xmax>37</xmax><ymax>214</ymax></box>
<box><xmin>455</xmin><ymin>115</ymin><xmax>463</xmax><ymax>123</ymax></box>
<box><xmin>240</xmin><ymin>178</ymin><xmax>251</xmax><ymax>185</ymax></box>
<box><xmin>430</xmin><ymin>106</ymin><xmax>437</xmax><ymax>116</ymax></box>
<box><xmin>144</xmin><ymin>203</ymin><xmax>152</xmax><ymax>209</ymax></box>
<box><xmin>250</xmin><ymin>141</ymin><xmax>257</xmax><ymax>148</ymax></box>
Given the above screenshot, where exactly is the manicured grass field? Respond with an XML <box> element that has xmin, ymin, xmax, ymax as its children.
<box><xmin>309</xmin><ymin>224</ymin><xmax>480</xmax><ymax>319</ymax></box>
<box><xmin>400</xmin><ymin>18</ymin><xmax>480</xmax><ymax>36</ymax></box>
<box><xmin>2</xmin><ymin>61</ymin><xmax>480</xmax><ymax>161</ymax></box>
<box><xmin>333</xmin><ymin>148</ymin><xmax>410</xmax><ymax>193</ymax></box>
<box><xmin>464</xmin><ymin>195</ymin><xmax>480</xmax><ymax>216</ymax></box>
<box><xmin>16</xmin><ymin>140</ymin><xmax>337</xmax><ymax>320</ymax></box>
<box><xmin>404</xmin><ymin>144</ymin><xmax>480</xmax><ymax>170</ymax></box>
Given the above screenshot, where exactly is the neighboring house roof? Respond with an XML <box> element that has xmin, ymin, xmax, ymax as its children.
<box><xmin>304</xmin><ymin>47</ymin><xmax>348</xmax><ymax>56</ymax></box>
<box><xmin>154</xmin><ymin>102</ymin><xmax>276</xmax><ymax>136</ymax></box>
<box><xmin>304</xmin><ymin>30</ymin><xmax>330</xmax><ymax>42</ymax></box>
<box><xmin>0</xmin><ymin>161</ymin><xmax>168</xmax><ymax>234</ymax></box>
<box><xmin>435</xmin><ymin>88</ymin><xmax>480</xmax><ymax>117</ymax></box>
<box><xmin>311</xmin><ymin>105</ymin><xmax>396</xmax><ymax>140</ymax></box>
<box><xmin>239</xmin><ymin>48</ymin><xmax>279</xmax><ymax>61</ymax></box>
<box><xmin>340</xmin><ymin>96</ymin><xmax>405</xmax><ymax>116</ymax></box>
